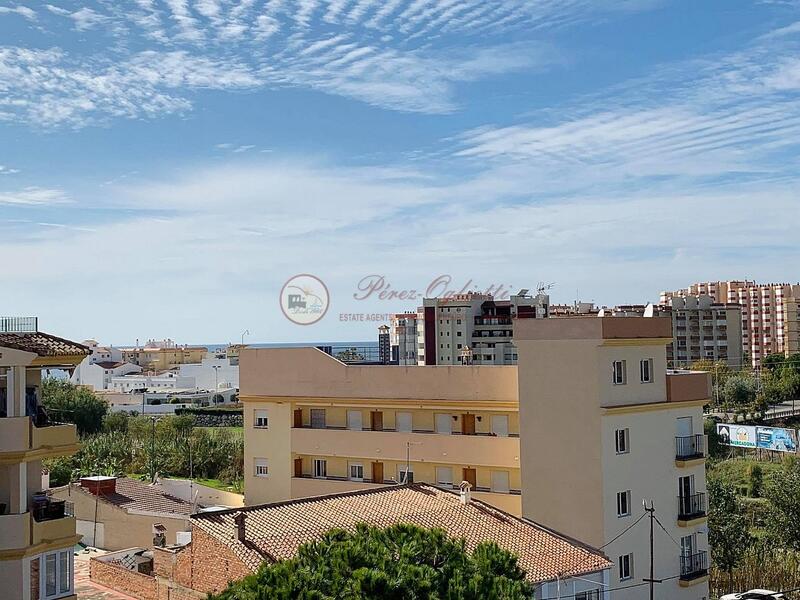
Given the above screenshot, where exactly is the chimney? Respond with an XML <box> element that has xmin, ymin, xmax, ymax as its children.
<box><xmin>459</xmin><ymin>481</ymin><xmax>472</xmax><ymax>505</ymax></box>
<box><xmin>80</xmin><ymin>476</ymin><xmax>117</xmax><ymax>496</ymax></box>
<box><xmin>234</xmin><ymin>512</ymin><xmax>246</xmax><ymax>542</ymax></box>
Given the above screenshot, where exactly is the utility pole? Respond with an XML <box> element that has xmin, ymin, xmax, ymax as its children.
<box><xmin>642</xmin><ymin>500</ymin><xmax>661</xmax><ymax>600</ymax></box>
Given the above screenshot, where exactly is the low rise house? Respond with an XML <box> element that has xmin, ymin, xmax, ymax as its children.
<box><xmin>51</xmin><ymin>477</ymin><xmax>192</xmax><ymax>550</ymax></box>
<box><xmin>90</xmin><ymin>483</ymin><xmax>611</xmax><ymax>599</ymax></box>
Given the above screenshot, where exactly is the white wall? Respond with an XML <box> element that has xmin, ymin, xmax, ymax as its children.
<box><xmin>178</xmin><ymin>357</ymin><xmax>239</xmax><ymax>390</ymax></box>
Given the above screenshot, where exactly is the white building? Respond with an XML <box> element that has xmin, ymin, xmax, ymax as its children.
<box><xmin>70</xmin><ymin>340</ymin><xmax>142</xmax><ymax>390</ymax></box>
<box><xmin>178</xmin><ymin>356</ymin><xmax>239</xmax><ymax>391</ymax></box>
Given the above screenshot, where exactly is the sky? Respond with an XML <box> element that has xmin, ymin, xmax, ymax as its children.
<box><xmin>1</xmin><ymin>0</ymin><xmax>800</xmax><ymax>345</ymax></box>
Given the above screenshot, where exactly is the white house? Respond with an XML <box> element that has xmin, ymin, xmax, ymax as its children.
<box><xmin>177</xmin><ymin>356</ymin><xmax>239</xmax><ymax>391</ymax></box>
<box><xmin>71</xmin><ymin>340</ymin><xmax>142</xmax><ymax>390</ymax></box>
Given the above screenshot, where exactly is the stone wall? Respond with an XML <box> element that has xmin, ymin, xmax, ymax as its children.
<box><xmin>176</xmin><ymin>410</ymin><xmax>243</xmax><ymax>427</ymax></box>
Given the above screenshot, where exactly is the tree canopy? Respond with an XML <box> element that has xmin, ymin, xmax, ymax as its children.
<box><xmin>210</xmin><ymin>523</ymin><xmax>534</xmax><ymax>600</ymax></box>
<box><xmin>41</xmin><ymin>377</ymin><xmax>108</xmax><ymax>436</ymax></box>
<box><xmin>707</xmin><ymin>477</ymin><xmax>752</xmax><ymax>586</ymax></box>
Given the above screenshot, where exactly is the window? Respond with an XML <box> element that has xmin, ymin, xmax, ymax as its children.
<box><xmin>349</xmin><ymin>463</ymin><xmax>364</xmax><ymax>481</ymax></box>
<box><xmin>436</xmin><ymin>466</ymin><xmax>453</xmax><ymax>487</ymax></box>
<box><xmin>254</xmin><ymin>409</ymin><xmax>269</xmax><ymax>428</ymax></box>
<box><xmin>398</xmin><ymin>465</ymin><xmax>414</xmax><ymax>483</ymax></box>
<box><xmin>41</xmin><ymin>549</ymin><xmax>73</xmax><ymax>599</ymax></box>
<box><xmin>310</xmin><ymin>409</ymin><xmax>326</xmax><ymax>429</ymax></box>
<box><xmin>254</xmin><ymin>458</ymin><xmax>269</xmax><ymax>477</ymax></box>
<box><xmin>347</xmin><ymin>410</ymin><xmax>363</xmax><ymax>431</ymax></box>
<box><xmin>491</xmin><ymin>415</ymin><xmax>509</xmax><ymax>437</ymax></box>
<box><xmin>313</xmin><ymin>458</ymin><xmax>327</xmax><ymax>478</ymax></box>
<box><xmin>396</xmin><ymin>412</ymin><xmax>412</xmax><ymax>432</ymax></box>
<box><xmin>491</xmin><ymin>471</ymin><xmax>510</xmax><ymax>493</ymax></box>
<box><xmin>615</xmin><ymin>428</ymin><xmax>629</xmax><ymax>454</ymax></box>
<box><xmin>435</xmin><ymin>413</ymin><xmax>452</xmax><ymax>434</ymax></box>
<box><xmin>616</xmin><ymin>490</ymin><xmax>631</xmax><ymax>517</ymax></box>
<box><xmin>618</xmin><ymin>553</ymin><xmax>634</xmax><ymax>581</ymax></box>
<box><xmin>640</xmin><ymin>358</ymin><xmax>653</xmax><ymax>383</ymax></box>
<box><xmin>576</xmin><ymin>592</ymin><xmax>601</xmax><ymax>600</ymax></box>
<box><xmin>612</xmin><ymin>360</ymin><xmax>627</xmax><ymax>385</ymax></box>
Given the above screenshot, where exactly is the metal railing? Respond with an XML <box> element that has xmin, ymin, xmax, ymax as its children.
<box><xmin>0</xmin><ymin>316</ymin><xmax>38</xmax><ymax>333</ymax></box>
<box><xmin>675</xmin><ymin>435</ymin><xmax>705</xmax><ymax>460</ymax></box>
<box><xmin>32</xmin><ymin>498</ymin><xmax>73</xmax><ymax>522</ymax></box>
<box><xmin>679</xmin><ymin>551</ymin><xmax>708</xmax><ymax>580</ymax></box>
<box><xmin>677</xmin><ymin>492</ymin><xmax>706</xmax><ymax>520</ymax></box>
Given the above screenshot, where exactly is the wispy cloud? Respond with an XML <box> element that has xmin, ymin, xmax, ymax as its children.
<box><xmin>0</xmin><ymin>165</ymin><xmax>20</xmax><ymax>175</ymax></box>
<box><xmin>0</xmin><ymin>186</ymin><xmax>70</xmax><ymax>206</ymax></box>
<box><xmin>0</xmin><ymin>0</ymin><xmax>655</xmax><ymax>126</ymax></box>
<box><xmin>0</xmin><ymin>4</ymin><xmax>36</xmax><ymax>20</ymax></box>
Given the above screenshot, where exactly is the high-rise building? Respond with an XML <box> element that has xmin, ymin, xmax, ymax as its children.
<box><xmin>388</xmin><ymin>291</ymin><xmax>549</xmax><ymax>366</ymax></box>
<box><xmin>0</xmin><ymin>317</ymin><xmax>89</xmax><ymax>600</ymax></box>
<box><xmin>242</xmin><ymin>315</ymin><xmax>711</xmax><ymax>600</ymax></box>
<box><xmin>660</xmin><ymin>295</ymin><xmax>744</xmax><ymax>369</ymax></box>
<box><xmin>662</xmin><ymin>281</ymin><xmax>800</xmax><ymax>367</ymax></box>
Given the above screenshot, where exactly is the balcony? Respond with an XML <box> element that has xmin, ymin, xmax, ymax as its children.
<box><xmin>291</xmin><ymin>427</ymin><xmax>520</xmax><ymax>469</ymax></box>
<box><xmin>31</xmin><ymin>499</ymin><xmax>76</xmax><ymax>545</ymax></box>
<box><xmin>474</xmin><ymin>317</ymin><xmax>512</xmax><ymax>326</ymax></box>
<box><xmin>667</xmin><ymin>372</ymin><xmax>711</xmax><ymax>404</ymax></box>
<box><xmin>676</xmin><ymin>435</ymin><xmax>705</xmax><ymax>461</ymax></box>
<box><xmin>678</xmin><ymin>492</ymin><xmax>706</xmax><ymax>522</ymax></box>
<box><xmin>679</xmin><ymin>551</ymin><xmax>708</xmax><ymax>582</ymax></box>
<box><xmin>0</xmin><ymin>511</ymin><xmax>31</xmax><ymax>551</ymax></box>
<box><xmin>0</xmin><ymin>417</ymin><xmax>31</xmax><ymax>453</ymax></box>
<box><xmin>31</xmin><ymin>422</ymin><xmax>79</xmax><ymax>454</ymax></box>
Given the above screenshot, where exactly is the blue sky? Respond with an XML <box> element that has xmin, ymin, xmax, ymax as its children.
<box><xmin>1</xmin><ymin>0</ymin><xmax>799</xmax><ymax>345</ymax></box>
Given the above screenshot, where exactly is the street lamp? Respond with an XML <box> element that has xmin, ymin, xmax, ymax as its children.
<box><xmin>211</xmin><ymin>365</ymin><xmax>221</xmax><ymax>405</ymax></box>
<box><xmin>241</xmin><ymin>329</ymin><xmax>250</xmax><ymax>345</ymax></box>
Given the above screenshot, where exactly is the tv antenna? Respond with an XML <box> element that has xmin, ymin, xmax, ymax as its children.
<box><xmin>536</xmin><ymin>281</ymin><xmax>556</xmax><ymax>295</ymax></box>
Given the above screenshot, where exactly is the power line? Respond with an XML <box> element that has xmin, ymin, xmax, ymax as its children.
<box><xmin>537</xmin><ymin>576</ymin><xmax>681</xmax><ymax>600</ymax></box>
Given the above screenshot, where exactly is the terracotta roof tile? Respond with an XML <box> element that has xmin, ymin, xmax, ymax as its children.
<box><xmin>77</xmin><ymin>478</ymin><xmax>193</xmax><ymax>516</ymax></box>
<box><xmin>191</xmin><ymin>484</ymin><xmax>610</xmax><ymax>583</ymax></box>
<box><xmin>0</xmin><ymin>332</ymin><xmax>89</xmax><ymax>358</ymax></box>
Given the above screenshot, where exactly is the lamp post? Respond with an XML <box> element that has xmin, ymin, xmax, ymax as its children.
<box><xmin>241</xmin><ymin>329</ymin><xmax>250</xmax><ymax>345</ymax></box>
<box><xmin>211</xmin><ymin>365</ymin><xmax>220</xmax><ymax>405</ymax></box>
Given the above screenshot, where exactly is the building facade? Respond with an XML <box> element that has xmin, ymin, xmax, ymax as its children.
<box><xmin>662</xmin><ymin>280</ymin><xmax>800</xmax><ymax>367</ymax></box>
<box><xmin>120</xmin><ymin>343</ymin><xmax>208</xmax><ymax>372</ymax></box>
<box><xmin>0</xmin><ymin>320</ymin><xmax>88</xmax><ymax>600</ymax></box>
<box><xmin>662</xmin><ymin>295</ymin><xmax>744</xmax><ymax>369</ymax></box>
<box><xmin>400</xmin><ymin>291</ymin><xmax>549</xmax><ymax>366</ymax></box>
<box><xmin>241</xmin><ymin>316</ymin><xmax>710</xmax><ymax>600</ymax></box>
<box><xmin>514</xmin><ymin>316</ymin><xmax>710</xmax><ymax>600</ymax></box>
<box><xmin>241</xmin><ymin>347</ymin><xmax>522</xmax><ymax>515</ymax></box>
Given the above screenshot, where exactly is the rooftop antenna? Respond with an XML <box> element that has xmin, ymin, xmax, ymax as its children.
<box><xmin>536</xmin><ymin>281</ymin><xmax>555</xmax><ymax>295</ymax></box>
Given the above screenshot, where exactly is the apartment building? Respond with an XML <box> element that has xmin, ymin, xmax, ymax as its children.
<box><xmin>70</xmin><ymin>340</ymin><xmax>142</xmax><ymax>390</ymax></box>
<box><xmin>120</xmin><ymin>341</ymin><xmax>208</xmax><ymax>372</ymax></box>
<box><xmin>242</xmin><ymin>316</ymin><xmax>710</xmax><ymax>600</ymax></box>
<box><xmin>389</xmin><ymin>312</ymin><xmax>418</xmax><ymax>365</ymax></box>
<box><xmin>406</xmin><ymin>291</ymin><xmax>549</xmax><ymax>366</ymax></box>
<box><xmin>661</xmin><ymin>295</ymin><xmax>744</xmax><ymax>368</ymax></box>
<box><xmin>514</xmin><ymin>316</ymin><xmax>710</xmax><ymax>600</ymax></box>
<box><xmin>663</xmin><ymin>280</ymin><xmax>800</xmax><ymax>367</ymax></box>
<box><xmin>0</xmin><ymin>317</ymin><xmax>89</xmax><ymax>600</ymax></box>
<box><xmin>242</xmin><ymin>347</ymin><xmax>523</xmax><ymax>515</ymax></box>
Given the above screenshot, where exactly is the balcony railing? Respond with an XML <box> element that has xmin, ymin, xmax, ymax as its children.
<box><xmin>474</xmin><ymin>317</ymin><xmax>512</xmax><ymax>326</ymax></box>
<box><xmin>676</xmin><ymin>435</ymin><xmax>705</xmax><ymax>460</ymax></box>
<box><xmin>31</xmin><ymin>497</ymin><xmax>73</xmax><ymax>522</ymax></box>
<box><xmin>0</xmin><ymin>316</ymin><xmax>38</xmax><ymax>333</ymax></box>
<box><xmin>679</xmin><ymin>551</ymin><xmax>708</xmax><ymax>580</ymax></box>
<box><xmin>678</xmin><ymin>492</ymin><xmax>706</xmax><ymax>520</ymax></box>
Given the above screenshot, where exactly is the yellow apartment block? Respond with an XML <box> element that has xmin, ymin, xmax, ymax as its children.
<box><xmin>242</xmin><ymin>315</ymin><xmax>712</xmax><ymax>600</ymax></box>
<box><xmin>1</xmin><ymin>324</ymin><xmax>89</xmax><ymax>600</ymax></box>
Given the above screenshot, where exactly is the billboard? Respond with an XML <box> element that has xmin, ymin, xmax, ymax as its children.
<box><xmin>717</xmin><ymin>423</ymin><xmax>798</xmax><ymax>453</ymax></box>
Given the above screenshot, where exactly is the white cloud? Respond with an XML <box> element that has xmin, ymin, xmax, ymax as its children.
<box><xmin>0</xmin><ymin>5</ymin><xmax>36</xmax><ymax>20</ymax></box>
<box><xmin>0</xmin><ymin>187</ymin><xmax>70</xmax><ymax>206</ymax></box>
<box><xmin>0</xmin><ymin>0</ymin><xmax>657</xmax><ymax>126</ymax></box>
<box><xmin>0</xmin><ymin>165</ymin><xmax>20</xmax><ymax>175</ymax></box>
